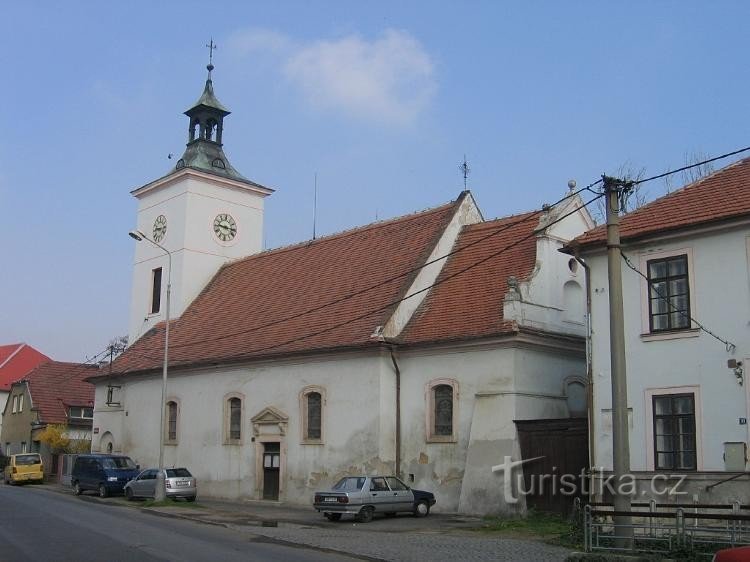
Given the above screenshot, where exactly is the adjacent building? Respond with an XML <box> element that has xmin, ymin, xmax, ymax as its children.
<box><xmin>565</xmin><ymin>157</ymin><xmax>750</xmax><ymax>502</ymax></box>
<box><xmin>1</xmin><ymin>361</ymin><xmax>97</xmax><ymax>477</ymax></box>
<box><xmin>0</xmin><ymin>343</ymin><xmax>50</xmax><ymax>446</ymax></box>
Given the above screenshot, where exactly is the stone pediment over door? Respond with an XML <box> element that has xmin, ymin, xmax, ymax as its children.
<box><xmin>251</xmin><ymin>406</ymin><xmax>289</xmax><ymax>436</ymax></box>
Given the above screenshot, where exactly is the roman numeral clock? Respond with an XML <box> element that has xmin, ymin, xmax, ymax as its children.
<box><xmin>213</xmin><ymin>213</ymin><xmax>237</xmax><ymax>242</ymax></box>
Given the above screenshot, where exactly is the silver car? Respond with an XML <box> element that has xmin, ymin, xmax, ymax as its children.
<box><xmin>124</xmin><ymin>468</ymin><xmax>197</xmax><ymax>502</ymax></box>
<box><xmin>313</xmin><ymin>475</ymin><xmax>436</xmax><ymax>522</ymax></box>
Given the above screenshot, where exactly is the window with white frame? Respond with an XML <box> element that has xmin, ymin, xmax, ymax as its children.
<box><xmin>223</xmin><ymin>394</ymin><xmax>244</xmax><ymax>444</ymax></box>
<box><xmin>653</xmin><ymin>393</ymin><xmax>697</xmax><ymax>470</ymax></box>
<box><xmin>647</xmin><ymin>254</ymin><xmax>691</xmax><ymax>332</ymax></box>
<box><xmin>300</xmin><ymin>387</ymin><xmax>324</xmax><ymax>444</ymax></box>
<box><xmin>18</xmin><ymin>394</ymin><xmax>23</xmax><ymax>412</ymax></box>
<box><xmin>426</xmin><ymin>380</ymin><xmax>458</xmax><ymax>443</ymax></box>
<box><xmin>69</xmin><ymin>406</ymin><xmax>94</xmax><ymax>420</ymax></box>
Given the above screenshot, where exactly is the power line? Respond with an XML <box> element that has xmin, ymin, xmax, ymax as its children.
<box><xmin>633</xmin><ymin>145</ymin><xmax>750</xmax><ymax>187</ymax></box>
<box><xmin>620</xmin><ymin>250</ymin><xmax>736</xmax><ymax>352</ymax></box>
<box><xmin>118</xmin><ymin>191</ymin><xmax>604</xmax><ymax>373</ymax></box>
<box><xmin>137</xmin><ymin>180</ymin><xmax>601</xmax><ymax>356</ymax></box>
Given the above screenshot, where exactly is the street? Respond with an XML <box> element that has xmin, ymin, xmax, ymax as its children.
<box><xmin>0</xmin><ymin>485</ymin><xmax>357</xmax><ymax>562</ymax></box>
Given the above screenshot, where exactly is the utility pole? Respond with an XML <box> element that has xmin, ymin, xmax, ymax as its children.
<box><xmin>603</xmin><ymin>175</ymin><xmax>633</xmax><ymax>547</ymax></box>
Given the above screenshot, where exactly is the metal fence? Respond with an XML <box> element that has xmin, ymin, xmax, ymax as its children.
<box><xmin>581</xmin><ymin>500</ymin><xmax>750</xmax><ymax>556</ymax></box>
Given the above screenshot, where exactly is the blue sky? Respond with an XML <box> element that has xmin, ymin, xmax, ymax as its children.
<box><xmin>2</xmin><ymin>1</ymin><xmax>749</xmax><ymax>361</ymax></box>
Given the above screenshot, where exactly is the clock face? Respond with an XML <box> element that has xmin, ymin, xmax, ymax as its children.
<box><xmin>153</xmin><ymin>215</ymin><xmax>167</xmax><ymax>242</ymax></box>
<box><xmin>213</xmin><ymin>213</ymin><xmax>237</xmax><ymax>242</ymax></box>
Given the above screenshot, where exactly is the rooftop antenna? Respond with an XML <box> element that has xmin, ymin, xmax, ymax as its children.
<box><xmin>460</xmin><ymin>155</ymin><xmax>470</xmax><ymax>190</ymax></box>
<box><xmin>313</xmin><ymin>172</ymin><xmax>318</xmax><ymax>240</ymax></box>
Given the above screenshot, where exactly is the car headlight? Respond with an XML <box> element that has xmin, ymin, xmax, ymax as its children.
<box><xmin>107</xmin><ymin>476</ymin><xmax>118</xmax><ymax>482</ymax></box>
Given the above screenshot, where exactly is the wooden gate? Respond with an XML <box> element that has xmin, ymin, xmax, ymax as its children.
<box><xmin>514</xmin><ymin>418</ymin><xmax>588</xmax><ymax>515</ymax></box>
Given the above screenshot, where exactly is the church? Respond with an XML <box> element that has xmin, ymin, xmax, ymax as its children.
<box><xmin>89</xmin><ymin>62</ymin><xmax>593</xmax><ymax>515</ymax></box>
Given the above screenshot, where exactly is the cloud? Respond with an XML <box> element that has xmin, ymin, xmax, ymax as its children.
<box><xmin>228</xmin><ymin>29</ymin><xmax>436</xmax><ymax>126</ymax></box>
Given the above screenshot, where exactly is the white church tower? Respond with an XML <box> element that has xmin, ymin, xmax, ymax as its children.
<box><xmin>128</xmin><ymin>61</ymin><xmax>273</xmax><ymax>343</ymax></box>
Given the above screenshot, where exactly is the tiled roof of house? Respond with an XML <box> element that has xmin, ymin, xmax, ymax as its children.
<box><xmin>400</xmin><ymin>211</ymin><xmax>539</xmax><ymax>345</ymax></box>
<box><xmin>0</xmin><ymin>343</ymin><xmax>50</xmax><ymax>392</ymax></box>
<box><xmin>21</xmin><ymin>361</ymin><xmax>96</xmax><ymax>425</ymax></box>
<box><xmin>571</xmin><ymin>157</ymin><xmax>750</xmax><ymax>250</ymax></box>
<box><xmin>111</xmin><ymin>196</ymin><xmax>466</xmax><ymax>375</ymax></box>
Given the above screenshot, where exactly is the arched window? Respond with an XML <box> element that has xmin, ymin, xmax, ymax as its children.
<box><xmin>427</xmin><ymin>380</ymin><xmax>458</xmax><ymax>442</ymax></box>
<box><xmin>167</xmin><ymin>400</ymin><xmax>178</xmax><ymax>442</ymax></box>
<box><xmin>229</xmin><ymin>397</ymin><xmax>241</xmax><ymax>440</ymax></box>
<box><xmin>300</xmin><ymin>386</ymin><xmax>325</xmax><ymax>444</ymax></box>
<box><xmin>307</xmin><ymin>392</ymin><xmax>321</xmax><ymax>440</ymax></box>
<box><xmin>106</xmin><ymin>442</ymin><xmax>113</xmax><ymax>454</ymax></box>
<box><xmin>223</xmin><ymin>393</ymin><xmax>244</xmax><ymax>444</ymax></box>
<box><xmin>434</xmin><ymin>385</ymin><xmax>453</xmax><ymax>436</ymax></box>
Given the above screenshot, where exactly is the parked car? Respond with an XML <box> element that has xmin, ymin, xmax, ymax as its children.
<box><xmin>712</xmin><ymin>545</ymin><xmax>750</xmax><ymax>561</ymax></box>
<box><xmin>124</xmin><ymin>467</ymin><xmax>197</xmax><ymax>502</ymax></box>
<box><xmin>71</xmin><ymin>454</ymin><xmax>140</xmax><ymax>497</ymax></box>
<box><xmin>3</xmin><ymin>453</ymin><xmax>44</xmax><ymax>485</ymax></box>
<box><xmin>313</xmin><ymin>475</ymin><xmax>436</xmax><ymax>522</ymax></box>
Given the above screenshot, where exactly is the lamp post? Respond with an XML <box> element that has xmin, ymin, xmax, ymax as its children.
<box><xmin>129</xmin><ymin>229</ymin><xmax>171</xmax><ymax>502</ymax></box>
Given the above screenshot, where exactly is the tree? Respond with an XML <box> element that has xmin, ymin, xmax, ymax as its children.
<box><xmin>37</xmin><ymin>424</ymin><xmax>91</xmax><ymax>454</ymax></box>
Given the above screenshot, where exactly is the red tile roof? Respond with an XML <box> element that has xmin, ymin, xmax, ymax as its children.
<box><xmin>20</xmin><ymin>361</ymin><xmax>97</xmax><ymax>425</ymax></box>
<box><xmin>0</xmin><ymin>343</ymin><xmax>50</xmax><ymax>392</ymax></box>
<box><xmin>400</xmin><ymin>211</ymin><xmax>539</xmax><ymax>345</ymax></box>
<box><xmin>111</xmin><ymin>196</ymin><xmax>466</xmax><ymax>374</ymax></box>
<box><xmin>571</xmin><ymin>157</ymin><xmax>750</xmax><ymax>250</ymax></box>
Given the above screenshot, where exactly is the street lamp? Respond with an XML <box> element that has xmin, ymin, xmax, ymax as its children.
<box><xmin>129</xmin><ymin>229</ymin><xmax>171</xmax><ymax>502</ymax></box>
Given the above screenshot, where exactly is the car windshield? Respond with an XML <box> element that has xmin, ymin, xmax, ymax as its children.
<box><xmin>166</xmin><ymin>468</ymin><xmax>192</xmax><ymax>478</ymax></box>
<box><xmin>101</xmin><ymin>457</ymin><xmax>136</xmax><ymax>470</ymax></box>
<box><xmin>15</xmin><ymin>454</ymin><xmax>41</xmax><ymax>466</ymax></box>
<box><xmin>332</xmin><ymin>477</ymin><xmax>366</xmax><ymax>491</ymax></box>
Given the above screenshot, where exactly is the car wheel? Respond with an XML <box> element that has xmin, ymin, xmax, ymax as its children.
<box><xmin>356</xmin><ymin>506</ymin><xmax>374</xmax><ymax>523</ymax></box>
<box><xmin>413</xmin><ymin>500</ymin><xmax>430</xmax><ymax>517</ymax></box>
<box><xmin>125</xmin><ymin>487</ymin><xmax>134</xmax><ymax>501</ymax></box>
<box><xmin>73</xmin><ymin>482</ymin><xmax>82</xmax><ymax>495</ymax></box>
<box><xmin>325</xmin><ymin>513</ymin><xmax>342</xmax><ymax>521</ymax></box>
<box><xmin>98</xmin><ymin>484</ymin><xmax>108</xmax><ymax>498</ymax></box>
<box><xmin>186</xmin><ymin>496</ymin><xmax>196</xmax><ymax>502</ymax></box>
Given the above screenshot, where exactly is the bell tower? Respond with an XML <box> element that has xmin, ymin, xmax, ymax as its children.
<box><xmin>128</xmin><ymin>58</ymin><xmax>273</xmax><ymax>344</ymax></box>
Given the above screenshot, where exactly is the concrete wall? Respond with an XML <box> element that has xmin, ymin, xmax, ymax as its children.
<box><xmin>589</xmin><ymin>224</ymin><xmax>750</xmax><ymax>472</ymax></box>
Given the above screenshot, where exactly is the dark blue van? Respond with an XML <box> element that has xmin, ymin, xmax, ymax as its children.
<box><xmin>71</xmin><ymin>454</ymin><xmax>140</xmax><ymax>497</ymax></box>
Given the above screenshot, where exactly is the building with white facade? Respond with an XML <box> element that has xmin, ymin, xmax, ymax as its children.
<box><xmin>565</xmin><ymin>158</ymin><xmax>750</xmax><ymax>502</ymax></box>
<box><xmin>89</xmin><ymin>64</ymin><xmax>594</xmax><ymax>515</ymax></box>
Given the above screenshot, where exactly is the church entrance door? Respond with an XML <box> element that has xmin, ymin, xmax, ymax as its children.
<box><xmin>262</xmin><ymin>442</ymin><xmax>280</xmax><ymax>500</ymax></box>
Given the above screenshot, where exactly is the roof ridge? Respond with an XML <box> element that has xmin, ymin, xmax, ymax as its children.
<box><xmin>222</xmin><ymin>195</ymin><xmax>464</xmax><ymax>269</ymax></box>
<box><xmin>613</xmin><ymin>156</ymin><xmax>749</xmax><ymax>219</ymax></box>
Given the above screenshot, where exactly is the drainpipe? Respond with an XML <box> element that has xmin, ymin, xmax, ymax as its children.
<box><xmin>388</xmin><ymin>346</ymin><xmax>402</xmax><ymax>477</ymax></box>
<box><xmin>574</xmin><ymin>252</ymin><xmax>594</xmax><ymax>470</ymax></box>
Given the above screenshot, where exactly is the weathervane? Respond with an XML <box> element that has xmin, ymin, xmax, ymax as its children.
<box><xmin>460</xmin><ymin>155</ymin><xmax>471</xmax><ymax>190</ymax></box>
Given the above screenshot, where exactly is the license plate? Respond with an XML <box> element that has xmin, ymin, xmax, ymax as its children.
<box><xmin>176</xmin><ymin>481</ymin><xmax>189</xmax><ymax>487</ymax></box>
<box><xmin>323</xmin><ymin>497</ymin><xmax>337</xmax><ymax>502</ymax></box>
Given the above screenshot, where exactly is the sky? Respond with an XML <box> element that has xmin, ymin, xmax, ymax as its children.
<box><xmin>2</xmin><ymin>1</ymin><xmax>749</xmax><ymax>362</ymax></box>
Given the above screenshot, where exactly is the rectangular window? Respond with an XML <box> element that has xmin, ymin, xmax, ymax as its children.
<box><xmin>647</xmin><ymin>254</ymin><xmax>690</xmax><ymax>332</ymax></box>
<box><xmin>167</xmin><ymin>401</ymin><xmax>177</xmax><ymax>442</ymax></box>
<box><xmin>653</xmin><ymin>393</ymin><xmax>697</xmax><ymax>470</ymax></box>
<box><xmin>69</xmin><ymin>407</ymin><xmax>94</xmax><ymax>419</ymax></box>
<box><xmin>151</xmin><ymin>267</ymin><xmax>163</xmax><ymax>314</ymax></box>
<box><xmin>21</xmin><ymin>442</ymin><xmax>27</xmax><ymax>453</ymax></box>
<box><xmin>18</xmin><ymin>394</ymin><xmax>23</xmax><ymax>412</ymax></box>
<box><xmin>12</xmin><ymin>396</ymin><xmax>17</xmax><ymax>414</ymax></box>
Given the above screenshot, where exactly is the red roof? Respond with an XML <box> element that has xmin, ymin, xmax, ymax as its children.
<box><xmin>0</xmin><ymin>343</ymin><xmax>50</xmax><ymax>392</ymax></box>
<box><xmin>572</xmin><ymin>157</ymin><xmax>750</xmax><ymax>250</ymax></box>
<box><xmin>400</xmin><ymin>211</ymin><xmax>539</xmax><ymax>344</ymax></box>
<box><xmin>20</xmin><ymin>361</ymin><xmax>97</xmax><ymax>425</ymax></box>
<box><xmin>112</xmin><ymin>196</ymin><xmax>465</xmax><ymax>374</ymax></box>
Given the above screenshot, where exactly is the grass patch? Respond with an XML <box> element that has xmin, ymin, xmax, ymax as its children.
<box><xmin>477</xmin><ymin>510</ymin><xmax>583</xmax><ymax>547</ymax></box>
<box><xmin>141</xmin><ymin>499</ymin><xmax>203</xmax><ymax>509</ymax></box>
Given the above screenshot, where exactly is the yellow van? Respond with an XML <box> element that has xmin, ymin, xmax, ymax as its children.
<box><xmin>4</xmin><ymin>453</ymin><xmax>44</xmax><ymax>485</ymax></box>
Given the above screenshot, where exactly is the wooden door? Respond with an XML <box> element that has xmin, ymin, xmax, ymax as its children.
<box><xmin>262</xmin><ymin>443</ymin><xmax>280</xmax><ymax>500</ymax></box>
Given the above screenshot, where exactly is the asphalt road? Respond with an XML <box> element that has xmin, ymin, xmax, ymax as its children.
<box><xmin>0</xmin><ymin>484</ymin><xmax>361</xmax><ymax>562</ymax></box>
